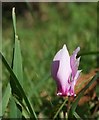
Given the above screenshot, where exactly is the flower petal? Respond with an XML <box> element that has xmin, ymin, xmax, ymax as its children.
<box><xmin>70</xmin><ymin>47</ymin><xmax>80</xmax><ymax>78</ymax></box>
<box><xmin>51</xmin><ymin>44</ymin><xmax>81</xmax><ymax>97</ymax></box>
<box><xmin>69</xmin><ymin>70</ymin><xmax>81</xmax><ymax>96</ymax></box>
<box><xmin>51</xmin><ymin>61</ymin><xmax>59</xmax><ymax>80</ymax></box>
<box><xmin>74</xmin><ymin>70</ymin><xmax>82</xmax><ymax>85</ymax></box>
<box><xmin>57</xmin><ymin>45</ymin><xmax>71</xmax><ymax>93</ymax></box>
<box><xmin>51</xmin><ymin>44</ymin><xmax>72</xmax><ymax>95</ymax></box>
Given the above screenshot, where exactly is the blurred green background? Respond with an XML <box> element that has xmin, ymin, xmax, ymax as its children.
<box><xmin>2</xmin><ymin>2</ymin><xmax>98</xmax><ymax>118</ymax></box>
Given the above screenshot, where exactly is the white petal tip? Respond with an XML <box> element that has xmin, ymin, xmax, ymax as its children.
<box><xmin>57</xmin><ymin>92</ymin><xmax>62</xmax><ymax>96</ymax></box>
<box><xmin>63</xmin><ymin>44</ymin><xmax>66</xmax><ymax>49</ymax></box>
<box><xmin>67</xmin><ymin>92</ymin><xmax>70</xmax><ymax>96</ymax></box>
<box><xmin>79</xmin><ymin>70</ymin><xmax>82</xmax><ymax>73</ymax></box>
<box><xmin>77</xmin><ymin>57</ymin><xmax>81</xmax><ymax>61</ymax></box>
<box><xmin>77</xmin><ymin>47</ymin><xmax>80</xmax><ymax>51</ymax></box>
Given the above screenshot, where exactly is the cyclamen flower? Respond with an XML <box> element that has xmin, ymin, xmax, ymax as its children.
<box><xmin>51</xmin><ymin>44</ymin><xmax>81</xmax><ymax>97</ymax></box>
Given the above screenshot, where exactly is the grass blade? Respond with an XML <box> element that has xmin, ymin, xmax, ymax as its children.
<box><xmin>9</xmin><ymin>96</ymin><xmax>18</xmax><ymax>118</ymax></box>
<box><xmin>12</xmin><ymin>7</ymin><xmax>16</xmax><ymax>35</ymax></box>
<box><xmin>78</xmin><ymin>51</ymin><xmax>99</xmax><ymax>56</ymax></box>
<box><xmin>13</xmin><ymin>38</ymin><xmax>23</xmax><ymax>85</ymax></box>
<box><xmin>68</xmin><ymin>71</ymin><xmax>99</xmax><ymax>118</ymax></box>
<box><xmin>73</xmin><ymin>111</ymin><xmax>82</xmax><ymax>119</ymax></box>
<box><xmin>1</xmin><ymin>83</ymin><xmax>11</xmax><ymax>116</ymax></box>
<box><xmin>0</xmin><ymin>52</ymin><xmax>37</xmax><ymax>119</ymax></box>
<box><xmin>53</xmin><ymin>98</ymin><xmax>68</xmax><ymax>119</ymax></box>
<box><xmin>13</xmin><ymin>96</ymin><xmax>30</xmax><ymax>118</ymax></box>
<box><xmin>9</xmin><ymin>7</ymin><xmax>23</xmax><ymax>118</ymax></box>
<box><xmin>10</xmin><ymin>38</ymin><xmax>23</xmax><ymax>118</ymax></box>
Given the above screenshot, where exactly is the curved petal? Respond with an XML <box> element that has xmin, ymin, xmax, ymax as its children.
<box><xmin>68</xmin><ymin>70</ymin><xmax>81</xmax><ymax>96</ymax></box>
<box><xmin>54</xmin><ymin>45</ymin><xmax>72</xmax><ymax>94</ymax></box>
<box><xmin>70</xmin><ymin>47</ymin><xmax>80</xmax><ymax>78</ymax></box>
<box><xmin>74</xmin><ymin>70</ymin><xmax>82</xmax><ymax>85</ymax></box>
<box><xmin>51</xmin><ymin>45</ymin><xmax>64</xmax><ymax>80</ymax></box>
<box><xmin>51</xmin><ymin>60</ymin><xmax>59</xmax><ymax>80</ymax></box>
<box><xmin>51</xmin><ymin>45</ymin><xmax>81</xmax><ymax>97</ymax></box>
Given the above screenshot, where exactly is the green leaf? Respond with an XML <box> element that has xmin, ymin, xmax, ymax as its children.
<box><xmin>96</xmin><ymin>83</ymin><xmax>99</xmax><ymax>97</ymax></box>
<box><xmin>1</xmin><ymin>83</ymin><xmax>11</xmax><ymax>116</ymax></box>
<box><xmin>10</xmin><ymin>41</ymin><xmax>22</xmax><ymax>118</ymax></box>
<box><xmin>78</xmin><ymin>51</ymin><xmax>99</xmax><ymax>56</ymax></box>
<box><xmin>53</xmin><ymin>98</ymin><xmax>68</xmax><ymax>119</ymax></box>
<box><xmin>9</xmin><ymin>96</ymin><xmax>18</xmax><ymax>118</ymax></box>
<box><xmin>0</xmin><ymin>52</ymin><xmax>37</xmax><ymax>119</ymax></box>
<box><xmin>13</xmin><ymin>97</ymin><xmax>30</xmax><ymax>118</ymax></box>
<box><xmin>12</xmin><ymin>7</ymin><xmax>16</xmax><ymax>35</ymax></box>
<box><xmin>11</xmin><ymin>37</ymin><xmax>23</xmax><ymax>118</ymax></box>
<box><xmin>76</xmin><ymin>103</ymin><xmax>90</xmax><ymax>118</ymax></box>
<box><xmin>13</xmin><ymin>38</ymin><xmax>23</xmax><ymax>85</ymax></box>
<box><xmin>12</xmin><ymin>7</ymin><xmax>23</xmax><ymax>88</ymax></box>
<box><xmin>68</xmin><ymin>71</ymin><xmax>99</xmax><ymax>118</ymax></box>
<box><xmin>73</xmin><ymin>112</ymin><xmax>82</xmax><ymax>119</ymax></box>
<box><xmin>9</xmin><ymin>7</ymin><xmax>23</xmax><ymax>118</ymax></box>
<box><xmin>10</xmin><ymin>96</ymin><xmax>30</xmax><ymax>118</ymax></box>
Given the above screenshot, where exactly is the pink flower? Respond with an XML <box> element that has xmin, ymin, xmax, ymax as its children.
<box><xmin>51</xmin><ymin>44</ymin><xmax>81</xmax><ymax>97</ymax></box>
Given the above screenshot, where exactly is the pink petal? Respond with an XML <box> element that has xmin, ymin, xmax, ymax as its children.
<box><xmin>70</xmin><ymin>47</ymin><xmax>80</xmax><ymax>78</ymax></box>
<box><xmin>51</xmin><ymin>45</ymin><xmax>81</xmax><ymax>97</ymax></box>
<box><xmin>73</xmin><ymin>70</ymin><xmax>82</xmax><ymax>86</ymax></box>
<box><xmin>74</xmin><ymin>70</ymin><xmax>82</xmax><ymax>81</ymax></box>
<box><xmin>51</xmin><ymin>44</ymin><xmax>72</xmax><ymax>95</ymax></box>
<box><xmin>68</xmin><ymin>70</ymin><xmax>81</xmax><ymax>96</ymax></box>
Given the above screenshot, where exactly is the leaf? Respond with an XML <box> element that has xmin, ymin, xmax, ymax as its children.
<box><xmin>74</xmin><ymin>69</ymin><xmax>98</xmax><ymax>106</ymax></box>
<box><xmin>11</xmin><ymin>7</ymin><xmax>23</xmax><ymax>91</ymax></box>
<box><xmin>12</xmin><ymin>7</ymin><xmax>16</xmax><ymax>35</ymax></box>
<box><xmin>68</xmin><ymin>71</ymin><xmax>99</xmax><ymax>118</ymax></box>
<box><xmin>12</xmin><ymin>96</ymin><xmax>30</xmax><ymax>118</ymax></box>
<box><xmin>78</xmin><ymin>51</ymin><xmax>99</xmax><ymax>56</ymax></box>
<box><xmin>76</xmin><ymin>103</ymin><xmax>91</xmax><ymax>118</ymax></box>
<box><xmin>9</xmin><ymin>7</ymin><xmax>23</xmax><ymax>118</ymax></box>
<box><xmin>13</xmin><ymin>37</ymin><xmax>23</xmax><ymax>85</ymax></box>
<box><xmin>11</xmin><ymin>38</ymin><xmax>23</xmax><ymax>118</ymax></box>
<box><xmin>96</xmin><ymin>84</ymin><xmax>99</xmax><ymax>97</ymax></box>
<box><xmin>96</xmin><ymin>73</ymin><xmax>99</xmax><ymax>97</ymax></box>
<box><xmin>73</xmin><ymin>112</ymin><xmax>82</xmax><ymax>119</ymax></box>
<box><xmin>53</xmin><ymin>98</ymin><xmax>68</xmax><ymax>119</ymax></box>
<box><xmin>1</xmin><ymin>8</ymin><xmax>37</xmax><ymax>119</ymax></box>
<box><xmin>9</xmin><ymin>96</ymin><xmax>18</xmax><ymax>118</ymax></box>
<box><xmin>1</xmin><ymin>83</ymin><xmax>11</xmax><ymax>116</ymax></box>
<box><xmin>0</xmin><ymin>52</ymin><xmax>37</xmax><ymax>119</ymax></box>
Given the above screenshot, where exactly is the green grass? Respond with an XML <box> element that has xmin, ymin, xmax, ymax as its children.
<box><xmin>2</xmin><ymin>3</ymin><xmax>98</xmax><ymax>118</ymax></box>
